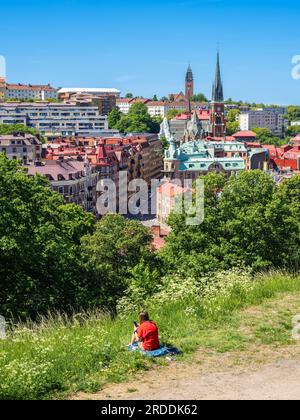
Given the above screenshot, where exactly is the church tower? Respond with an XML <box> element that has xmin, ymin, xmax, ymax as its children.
<box><xmin>210</xmin><ymin>52</ymin><xmax>225</xmax><ymax>138</ymax></box>
<box><xmin>185</xmin><ymin>65</ymin><xmax>194</xmax><ymax>100</ymax></box>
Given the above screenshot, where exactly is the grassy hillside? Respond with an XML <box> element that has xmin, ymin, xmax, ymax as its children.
<box><xmin>1</xmin><ymin>271</ymin><xmax>300</xmax><ymax>400</ymax></box>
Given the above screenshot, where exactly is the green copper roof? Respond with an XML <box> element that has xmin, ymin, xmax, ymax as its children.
<box><xmin>179</xmin><ymin>157</ymin><xmax>245</xmax><ymax>172</ymax></box>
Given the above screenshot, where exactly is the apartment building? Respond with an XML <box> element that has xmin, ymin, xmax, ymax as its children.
<box><xmin>0</xmin><ymin>133</ymin><xmax>42</xmax><ymax>164</ymax></box>
<box><xmin>0</xmin><ymin>77</ymin><xmax>5</xmax><ymax>100</ymax></box>
<box><xmin>27</xmin><ymin>159</ymin><xmax>100</xmax><ymax>212</ymax></box>
<box><xmin>65</xmin><ymin>92</ymin><xmax>118</xmax><ymax>116</ymax></box>
<box><xmin>4</xmin><ymin>83</ymin><xmax>57</xmax><ymax>100</ymax></box>
<box><xmin>116</xmin><ymin>97</ymin><xmax>188</xmax><ymax>118</ymax></box>
<box><xmin>0</xmin><ymin>102</ymin><xmax>108</xmax><ymax>137</ymax></box>
<box><xmin>58</xmin><ymin>88</ymin><xmax>120</xmax><ymax>101</ymax></box>
<box><xmin>239</xmin><ymin>108</ymin><xmax>288</xmax><ymax>137</ymax></box>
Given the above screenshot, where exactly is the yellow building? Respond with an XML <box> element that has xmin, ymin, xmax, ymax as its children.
<box><xmin>0</xmin><ymin>77</ymin><xmax>6</xmax><ymax>100</ymax></box>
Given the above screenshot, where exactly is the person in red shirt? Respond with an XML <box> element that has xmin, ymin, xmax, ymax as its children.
<box><xmin>130</xmin><ymin>311</ymin><xmax>160</xmax><ymax>351</ymax></box>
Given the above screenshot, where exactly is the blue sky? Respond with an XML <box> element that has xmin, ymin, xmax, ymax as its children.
<box><xmin>1</xmin><ymin>0</ymin><xmax>300</xmax><ymax>104</ymax></box>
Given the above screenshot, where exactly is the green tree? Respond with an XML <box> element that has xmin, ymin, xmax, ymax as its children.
<box><xmin>116</xmin><ymin>103</ymin><xmax>160</xmax><ymax>134</ymax></box>
<box><xmin>125</xmin><ymin>93</ymin><xmax>134</xmax><ymax>98</ymax></box>
<box><xmin>80</xmin><ymin>214</ymin><xmax>153</xmax><ymax>308</ymax></box>
<box><xmin>227</xmin><ymin>109</ymin><xmax>240</xmax><ymax>122</ymax></box>
<box><xmin>163</xmin><ymin>171</ymin><xmax>300</xmax><ymax>276</ymax></box>
<box><xmin>288</xmin><ymin>106</ymin><xmax>300</xmax><ymax>122</ymax></box>
<box><xmin>252</xmin><ymin>127</ymin><xmax>284</xmax><ymax>145</ymax></box>
<box><xmin>190</xmin><ymin>93</ymin><xmax>208</xmax><ymax>102</ymax></box>
<box><xmin>286</xmin><ymin>125</ymin><xmax>300</xmax><ymax>137</ymax></box>
<box><xmin>226</xmin><ymin>108</ymin><xmax>240</xmax><ymax>135</ymax></box>
<box><xmin>0</xmin><ymin>154</ymin><xmax>95</xmax><ymax>320</ymax></box>
<box><xmin>166</xmin><ymin>109</ymin><xmax>185</xmax><ymax>120</ymax></box>
<box><xmin>152</xmin><ymin>95</ymin><xmax>158</xmax><ymax>101</ymax></box>
<box><xmin>108</xmin><ymin>107</ymin><xmax>122</xmax><ymax>129</ymax></box>
<box><xmin>226</xmin><ymin>121</ymin><xmax>239</xmax><ymax>135</ymax></box>
<box><xmin>0</xmin><ymin>123</ymin><xmax>38</xmax><ymax>136</ymax></box>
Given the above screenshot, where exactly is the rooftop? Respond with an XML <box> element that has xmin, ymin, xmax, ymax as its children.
<box><xmin>6</xmin><ymin>83</ymin><xmax>56</xmax><ymax>91</ymax></box>
<box><xmin>233</xmin><ymin>130</ymin><xmax>257</xmax><ymax>138</ymax></box>
<box><xmin>58</xmin><ymin>88</ymin><xmax>120</xmax><ymax>94</ymax></box>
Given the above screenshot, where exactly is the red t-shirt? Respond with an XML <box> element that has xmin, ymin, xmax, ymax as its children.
<box><xmin>138</xmin><ymin>321</ymin><xmax>160</xmax><ymax>351</ymax></box>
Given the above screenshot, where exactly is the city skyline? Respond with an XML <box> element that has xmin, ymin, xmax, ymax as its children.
<box><xmin>1</xmin><ymin>0</ymin><xmax>300</xmax><ymax>105</ymax></box>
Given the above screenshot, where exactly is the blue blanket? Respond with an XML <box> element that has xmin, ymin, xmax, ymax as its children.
<box><xmin>128</xmin><ymin>343</ymin><xmax>181</xmax><ymax>358</ymax></box>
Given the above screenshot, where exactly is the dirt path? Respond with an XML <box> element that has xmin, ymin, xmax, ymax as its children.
<box><xmin>73</xmin><ymin>293</ymin><xmax>300</xmax><ymax>401</ymax></box>
<box><xmin>73</xmin><ymin>344</ymin><xmax>300</xmax><ymax>400</ymax></box>
<box><xmin>118</xmin><ymin>359</ymin><xmax>300</xmax><ymax>400</ymax></box>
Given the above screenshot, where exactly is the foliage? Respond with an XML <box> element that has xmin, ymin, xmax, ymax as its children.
<box><xmin>80</xmin><ymin>214</ymin><xmax>153</xmax><ymax>310</ymax></box>
<box><xmin>166</xmin><ymin>109</ymin><xmax>185</xmax><ymax>120</ymax></box>
<box><xmin>160</xmin><ymin>135</ymin><xmax>169</xmax><ymax>152</ymax></box>
<box><xmin>286</xmin><ymin>125</ymin><xmax>300</xmax><ymax>137</ymax></box>
<box><xmin>252</xmin><ymin>127</ymin><xmax>285</xmax><ymax>145</ymax></box>
<box><xmin>108</xmin><ymin>107</ymin><xmax>122</xmax><ymax>129</ymax></box>
<box><xmin>226</xmin><ymin>121</ymin><xmax>239</xmax><ymax>135</ymax></box>
<box><xmin>190</xmin><ymin>93</ymin><xmax>208</xmax><ymax>102</ymax></box>
<box><xmin>1</xmin><ymin>271</ymin><xmax>300</xmax><ymax>399</ymax></box>
<box><xmin>0</xmin><ymin>154</ymin><xmax>95</xmax><ymax>320</ymax></box>
<box><xmin>0</xmin><ymin>123</ymin><xmax>39</xmax><ymax>136</ymax></box>
<box><xmin>287</xmin><ymin>106</ymin><xmax>300</xmax><ymax>122</ymax></box>
<box><xmin>163</xmin><ymin>171</ymin><xmax>300</xmax><ymax>277</ymax></box>
<box><xmin>125</xmin><ymin>93</ymin><xmax>133</xmax><ymax>98</ymax></box>
<box><xmin>0</xmin><ymin>124</ymin><xmax>45</xmax><ymax>143</ymax></box>
<box><xmin>108</xmin><ymin>103</ymin><xmax>160</xmax><ymax>134</ymax></box>
<box><xmin>227</xmin><ymin>108</ymin><xmax>240</xmax><ymax>122</ymax></box>
<box><xmin>226</xmin><ymin>109</ymin><xmax>240</xmax><ymax>135</ymax></box>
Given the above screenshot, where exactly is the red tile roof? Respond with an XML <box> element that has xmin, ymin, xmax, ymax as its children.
<box><xmin>233</xmin><ymin>131</ymin><xmax>257</xmax><ymax>138</ymax></box>
<box><xmin>6</xmin><ymin>83</ymin><xmax>56</xmax><ymax>91</ymax></box>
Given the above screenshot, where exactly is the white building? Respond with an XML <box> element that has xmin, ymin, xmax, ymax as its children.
<box><xmin>239</xmin><ymin>108</ymin><xmax>288</xmax><ymax>137</ymax></box>
<box><xmin>146</xmin><ymin>101</ymin><xmax>168</xmax><ymax>118</ymax></box>
<box><xmin>5</xmin><ymin>83</ymin><xmax>57</xmax><ymax>100</ymax></box>
<box><xmin>116</xmin><ymin>97</ymin><xmax>190</xmax><ymax>118</ymax></box>
<box><xmin>291</xmin><ymin>121</ymin><xmax>300</xmax><ymax>127</ymax></box>
<box><xmin>116</xmin><ymin>98</ymin><xmax>134</xmax><ymax>114</ymax></box>
<box><xmin>0</xmin><ymin>102</ymin><xmax>108</xmax><ymax>137</ymax></box>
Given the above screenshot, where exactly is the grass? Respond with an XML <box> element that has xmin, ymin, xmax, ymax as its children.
<box><xmin>1</xmin><ymin>270</ymin><xmax>300</xmax><ymax>400</ymax></box>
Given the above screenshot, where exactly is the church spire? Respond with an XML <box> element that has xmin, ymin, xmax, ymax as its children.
<box><xmin>185</xmin><ymin>64</ymin><xmax>194</xmax><ymax>100</ymax></box>
<box><xmin>212</xmin><ymin>52</ymin><xmax>224</xmax><ymax>103</ymax></box>
<box><xmin>186</xmin><ymin>64</ymin><xmax>193</xmax><ymax>82</ymax></box>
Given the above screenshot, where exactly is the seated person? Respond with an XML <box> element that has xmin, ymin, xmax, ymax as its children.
<box><xmin>130</xmin><ymin>311</ymin><xmax>160</xmax><ymax>351</ymax></box>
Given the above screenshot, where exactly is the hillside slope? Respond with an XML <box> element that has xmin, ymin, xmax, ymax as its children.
<box><xmin>2</xmin><ymin>272</ymin><xmax>300</xmax><ymax>400</ymax></box>
<box><xmin>74</xmin><ymin>292</ymin><xmax>300</xmax><ymax>400</ymax></box>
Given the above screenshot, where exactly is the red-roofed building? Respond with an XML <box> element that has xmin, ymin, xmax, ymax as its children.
<box><xmin>27</xmin><ymin>159</ymin><xmax>100</xmax><ymax>212</ymax></box>
<box><xmin>263</xmin><ymin>144</ymin><xmax>300</xmax><ymax>172</ymax></box>
<box><xmin>232</xmin><ymin>131</ymin><xmax>257</xmax><ymax>142</ymax></box>
<box><xmin>291</xmin><ymin>135</ymin><xmax>300</xmax><ymax>146</ymax></box>
<box><xmin>5</xmin><ymin>83</ymin><xmax>57</xmax><ymax>100</ymax></box>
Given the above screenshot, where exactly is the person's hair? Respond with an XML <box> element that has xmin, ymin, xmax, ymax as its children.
<box><xmin>139</xmin><ymin>311</ymin><xmax>150</xmax><ymax>324</ymax></box>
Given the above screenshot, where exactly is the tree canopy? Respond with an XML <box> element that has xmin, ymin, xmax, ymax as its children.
<box><xmin>190</xmin><ymin>93</ymin><xmax>208</xmax><ymax>102</ymax></box>
<box><xmin>0</xmin><ymin>153</ymin><xmax>95</xmax><ymax>319</ymax></box>
<box><xmin>0</xmin><ymin>123</ymin><xmax>40</xmax><ymax>137</ymax></box>
<box><xmin>108</xmin><ymin>103</ymin><xmax>161</xmax><ymax>134</ymax></box>
<box><xmin>251</xmin><ymin>127</ymin><xmax>286</xmax><ymax>146</ymax></box>
<box><xmin>0</xmin><ymin>154</ymin><xmax>154</xmax><ymax>319</ymax></box>
<box><xmin>163</xmin><ymin>171</ymin><xmax>300</xmax><ymax>277</ymax></box>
